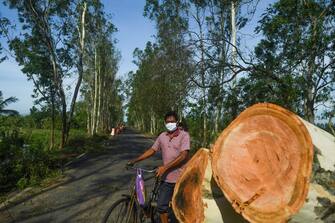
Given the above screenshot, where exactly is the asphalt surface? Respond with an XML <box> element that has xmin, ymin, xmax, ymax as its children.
<box><xmin>0</xmin><ymin>129</ymin><xmax>162</xmax><ymax>223</ymax></box>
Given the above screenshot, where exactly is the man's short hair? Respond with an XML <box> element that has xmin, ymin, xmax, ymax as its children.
<box><xmin>164</xmin><ymin>111</ymin><xmax>179</xmax><ymax>122</ymax></box>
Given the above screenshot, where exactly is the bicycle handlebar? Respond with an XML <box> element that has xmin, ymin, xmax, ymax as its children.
<box><xmin>128</xmin><ymin>166</ymin><xmax>157</xmax><ymax>173</ymax></box>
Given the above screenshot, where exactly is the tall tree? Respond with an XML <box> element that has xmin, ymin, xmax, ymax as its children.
<box><xmin>5</xmin><ymin>0</ymin><xmax>119</xmax><ymax>146</ymax></box>
<box><xmin>252</xmin><ymin>0</ymin><xmax>335</xmax><ymax>123</ymax></box>
<box><xmin>127</xmin><ymin>0</ymin><xmax>193</xmax><ymax>133</ymax></box>
<box><xmin>80</xmin><ymin>5</ymin><xmax>121</xmax><ymax>135</ymax></box>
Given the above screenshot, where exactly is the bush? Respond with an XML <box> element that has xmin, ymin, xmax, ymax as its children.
<box><xmin>0</xmin><ymin>129</ymin><xmax>58</xmax><ymax>192</ymax></box>
<box><xmin>0</xmin><ymin>116</ymin><xmax>105</xmax><ymax>194</ymax></box>
<box><xmin>65</xmin><ymin>133</ymin><xmax>108</xmax><ymax>154</ymax></box>
<box><xmin>0</xmin><ymin>118</ymin><xmax>61</xmax><ymax>193</ymax></box>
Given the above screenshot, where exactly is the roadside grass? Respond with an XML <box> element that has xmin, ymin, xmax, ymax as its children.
<box><xmin>21</xmin><ymin>128</ymin><xmax>87</xmax><ymax>149</ymax></box>
<box><xmin>0</xmin><ymin>128</ymin><xmax>110</xmax><ymax>198</ymax></box>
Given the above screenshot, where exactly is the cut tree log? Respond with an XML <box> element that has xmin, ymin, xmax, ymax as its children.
<box><xmin>172</xmin><ymin>148</ymin><xmax>212</xmax><ymax>223</ymax></box>
<box><xmin>289</xmin><ymin>118</ymin><xmax>335</xmax><ymax>223</ymax></box>
<box><xmin>298</xmin><ymin>118</ymin><xmax>335</xmax><ymax>172</ymax></box>
<box><xmin>172</xmin><ymin>148</ymin><xmax>248</xmax><ymax>223</ymax></box>
<box><xmin>173</xmin><ymin>103</ymin><xmax>335</xmax><ymax>223</ymax></box>
<box><xmin>211</xmin><ymin>103</ymin><xmax>314</xmax><ymax>223</ymax></box>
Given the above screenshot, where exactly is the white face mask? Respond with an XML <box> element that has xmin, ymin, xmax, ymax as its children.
<box><xmin>165</xmin><ymin>122</ymin><xmax>177</xmax><ymax>132</ymax></box>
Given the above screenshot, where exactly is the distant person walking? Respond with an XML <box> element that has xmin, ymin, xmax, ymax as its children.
<box><xmin>128</xmin><ymin>111</ymin><xmax>190</xmax><ymax>223</ymax></box>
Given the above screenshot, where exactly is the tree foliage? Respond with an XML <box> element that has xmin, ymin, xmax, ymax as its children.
<box><xmin>0</xmin><ymin>90</ymin><xmax>18</xmax><ymax>115</ymax></box>
<box><xmin>127</xmin><ymin>0</ymin><xmax>335</xmax><ymax>148</ymax></box>
<box><xmin>5</xmin><ymin>0</ymin><xmax>123</xmax><ymax>146</ymax></box>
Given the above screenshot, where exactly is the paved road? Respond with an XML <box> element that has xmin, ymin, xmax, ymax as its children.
<box><xmin>0</xmin><ymin>129</ymin><xmax>162</xmax><ymax>223</ymax></box>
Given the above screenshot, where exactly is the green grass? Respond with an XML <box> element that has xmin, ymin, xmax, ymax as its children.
<box><xmin>21</xmin><ymin>128</ymin><xmax>88</xmax><ymax>149</ymax></box>
<box><xmin>0</xmin><ymin>128</ymin><xmax>109</xmax><ymax>195</ymax></box>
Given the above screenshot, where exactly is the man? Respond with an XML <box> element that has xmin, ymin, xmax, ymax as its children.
<box><xmin>128</xmin><ymin>111</ymin><xmax>190</xmax><ymax>223</ymax></box>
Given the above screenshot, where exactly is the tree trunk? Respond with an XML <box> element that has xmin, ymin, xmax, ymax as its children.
<box><xmin>48</xmin><ymin>40</ymin><xmax>67</xmax><ymax>148</ymax></box>
<box><xmin>49</xmin><ymin>91</ymin><xmax>55</xmax><ymax>150</ymax></box>
<box><xmin>211</xmin><ymin>103</ymin><xmax>314</xmax><ymax>222</ymax></box>
<box><xmin>65</xmin><ymin>2</ymin><xmax>87</xmax><ymax>143</ymax></box>
<box><xmin>96</xmin><ymin>70</ymin><xmax>101</xmax><ymax>132</ymax></box>
<box><xmin>172</xmin><ymin>148</ymin><xmax>220</xmax><ymax>223</ymax></box>
<box><xmin>87</xmin><ymin>108</ymin><xmax>91</xmax><ymax>134</ymax></box>
<box><xmin>289</xmin><ymin>118</ymin><xmax>335</xmax><ymax>222</ymax></box>
<box><xmin>96</xmin><ymin>62</ymin><xmax>102</xmax><ymax>133</ymax></box>
<box><xmin>174</xmin><ymin>103</ymin><xmax>335</xmax><ymax>223</ymax></box>
<box><xmin>153</xmin><ymin>115</ymin><xmax>156</xmax><ymax>133</ymax></box>
<box><xmin>172</xmin><ymin>148</ymin><xmax>247</xmax><ymax>223</ymax></box>
<box><xmin>92</xmin><ymin>47</ymin><xmax>98</xmax><ymax>135</ymax></box>
<box><xmin>31</xmin><ymin>7</ymin><xmax>67</xmax><ymax>148</ymax></box>
<box><xmin>203</xmin><ymin>107</ymin><xmax>207</xmax><ymax>146</ymax></box>
<box><xmin>90</xmin><ymin>88</ymin><xmax>94</xmax><ymax>135</ymax></box>
<box><xmin>214</xmin><ymin>103</ymin><xmax>221</xmax><ymax>134</ymax></box>
<box><xmin>150</xmin><ymin>113</ymin><xmax>153</xmax><ymax>135</ymax></box>
<box><xmin>231</xmin><ymin>0</ymin><xmax>237</xmax><ymax>87</ymax></box>
<box><xmin>60</xmin><ymin>89</ymin><xmax>67</xmax><ymax>148</ymax></box>
<box><xmin>195</xmin><ymin>6</ymin><xmax>208</xmax><ymax>147</ymax></box>
<box><xmin>304</xmin><ymin>19</ymin><xmax>318</xmax><ymax>124</ymax></box>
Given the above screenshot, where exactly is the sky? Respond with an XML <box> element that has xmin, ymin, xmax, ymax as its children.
<box><xmin>0</xmin><ymin>0</ymin><xmax>156</xmax><ymax>114</ymax></box>
<box><xmin>0</xmin><ymin>0</ymin><xmax>274</xmax><ymax>115</ymax></box>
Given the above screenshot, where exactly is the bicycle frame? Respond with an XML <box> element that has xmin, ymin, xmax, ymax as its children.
<box><xmin>124</xmin><ymin>167</ymin><xmax>161</xmax><ymax>223</ymax></box>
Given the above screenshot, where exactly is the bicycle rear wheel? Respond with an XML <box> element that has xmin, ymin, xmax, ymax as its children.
<box><xmin>102</xmin><ymin>197</ymin><xmax>140</xmax><ymax>223</ymax></box>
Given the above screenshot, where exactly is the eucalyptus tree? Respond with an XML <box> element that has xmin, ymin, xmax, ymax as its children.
<box><xmin>80</xmin><ymin>4</ymin><xmax>121</xmax><ymax>135</ymax></box>
<box><xmin>127</xmin><ymin>42</ymin><xmax>164</xmax><ymax>133</ymax></box>
<box><xmin>127</xmin><ymin>0</ymin><xmax>255</xmax><ymax>144</ymax></box>
<box><xmin>7</xmin><ymin>1</ymin><xmax>60</xmax><ymax>148</ymax></box>
<box><xmin>178</xmin><ymin>0</ymin><xmax>255</xmax><ymax>144</ymax></box>
<box><xmin>128</xmin><ymin>0</ymin><xmax>193</xmax><ymax>133</ymax></box>
<box><xmin>251</xmin><ymin>0</ymin><xmax>335</xmax><ymax>123</ymax></box>
<box><xmin>5</xmin><ymin>0</ymin><xmax>119</xmax><ymax>147</ymax></box>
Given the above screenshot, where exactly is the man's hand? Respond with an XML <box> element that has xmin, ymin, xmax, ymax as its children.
<box><xmin>156</xmin><ymin>166</ymin><xmax>167</xmax><ymax>177</ymax></box>
<box><xmin>126</xmin><ymin>160</ymin><xmax>135</xmax><ymax>169</ymax></box>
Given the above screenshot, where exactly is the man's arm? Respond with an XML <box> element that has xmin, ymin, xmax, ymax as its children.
<box><xmin>156</xmin><ymin>150</ymin><xmax>189</xmax><ymax>177</ymax></box>
<box><xmin>128</xmin><ymin>148</ymin><xmax>156</xmax><ymax>165</ymax></box>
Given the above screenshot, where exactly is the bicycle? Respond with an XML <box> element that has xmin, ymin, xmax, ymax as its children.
<box><xmin>102</xmin><ymin>166</ymin><xmax>161</xmax><ymax>223</ymax></box>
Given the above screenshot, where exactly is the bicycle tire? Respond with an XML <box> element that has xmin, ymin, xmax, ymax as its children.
<box><xmin>102</xmin><ymin>197</ymin><xmax>140</xmax><ymax>223</ymax></box>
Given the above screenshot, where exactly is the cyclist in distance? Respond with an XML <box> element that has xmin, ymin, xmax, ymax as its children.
<box><xmin>127</xmin><ymin>111</ymin><xmax>190</xmax><ymax>223</ymax></box>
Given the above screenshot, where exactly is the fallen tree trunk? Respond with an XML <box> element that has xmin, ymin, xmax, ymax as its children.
<box><xmin>173</xmin><ymin>103</ymin><xmax>335</xmax><ymax>223</ymax></box>
<box><xmin>172</xmin><ymin>148</ymin><xmax>248</xmax><ymax>223</ymax></box>
<box><xmin>211</xmin><ymin>103</ymin><xmax>314</xmax><ymax>223</ymax></box>
<box><xmin>172</xmin><ymin>148</ymin><xmax>213</xmax><ymax>223</ymax></box>
<box><xmin>289</xmin><ymin>118</ymin><xmax>335</xmax><ymax>223</ymax></box>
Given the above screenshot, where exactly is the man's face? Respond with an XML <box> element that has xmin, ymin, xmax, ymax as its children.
<box><xmin>165</xmin><ymin>116</ymin><xmax>177</xmax><ymax>124</ymax></box>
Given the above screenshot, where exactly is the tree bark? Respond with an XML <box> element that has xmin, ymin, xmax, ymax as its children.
<box><xmin>172</xmin><ymin>148</ymin><xmax>247</xmax><ymax>223</ymax></box>
<box><xmin>65</xmin><ymin>2</ymin><xmax>87</xmax><ymax>143</ymax></box>
<box><xmin>231</xmin><ymin>0</ymin><xmax>237</xmax><ymax>87</ymax></box>
<box><xmin>87</xmin><ymin>107</ymin><xmax>91</xmax><ymax>134</ymax></box>
<box><xmin>92</xmin><ymin>47</ymin><xmax>98</xmax><ymax>135</ymax></box>
<box><xmin>96</xmin><ymin>61</ymin><xmax>102</xmax><ymax>132</ymax></box>
<box><xmin>89</xmin><ymin>87</ymin><xmax>94</xmax><ymax>135</ymax></box>
<box><xmin>50</xmin><ymin>89</ymin><xmax>55</xmax><ymax>150</ymax></box>
<box><xmin>195</xmin><ymin>6</ymin><xmax>208</xmax><ymax>147</ymax></box>
<box><xmin>304</xmin><ymin>19</ymin><xmax>318</xmax><ymax>124</ymax></box>
<box><xmin>288</xmin><ymin>118</ymin><xmax>335</xmax><ymax>222</ymax></box>
<box><xmin>172</xmin><ymin>148</ymin><xmax>212</xmax><ymax>223</ymax></box>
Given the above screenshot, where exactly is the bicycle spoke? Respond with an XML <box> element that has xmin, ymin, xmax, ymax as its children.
<box><xmin>103</xmin><ymin>197</ymin><xmax>139</xmax><ymax>223</ymax></box>
<box><xmin>116</xmin><ymin>200</ymin><xmax>127</xmax><ymax>222</ymax></box>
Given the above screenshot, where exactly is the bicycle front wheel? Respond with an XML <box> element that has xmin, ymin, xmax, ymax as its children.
<box><xmin>102</xmin><ymin>197</ymin><xmax>140</xmax><ymax>223</ymax></box>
